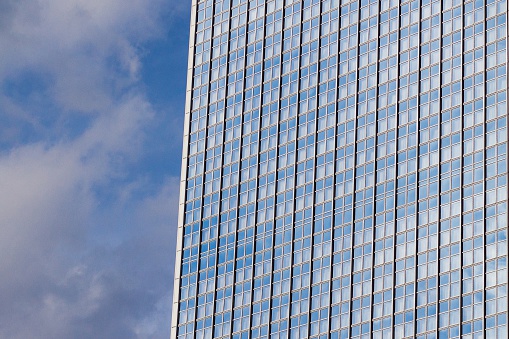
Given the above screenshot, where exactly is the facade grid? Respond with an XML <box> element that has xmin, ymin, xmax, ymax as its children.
<box><xmin>172</xmin><ymin>0</ymin><xmax>509</xmax><ymax>338</ymax></box>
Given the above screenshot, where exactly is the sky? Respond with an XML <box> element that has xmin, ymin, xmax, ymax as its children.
<box><xmin>0</xmin><ymin>0</ymin><xmax>190</xmax><ymax>337</ymax></box>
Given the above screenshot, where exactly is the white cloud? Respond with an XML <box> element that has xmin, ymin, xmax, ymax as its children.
<box><xmin>0</xmin><ymin>0</ymin><xmax>168</xmax><ymax>117</ymax></box>
<box><xmin>0</xmin><ymin>0</ymin><xmax>186</xmax><ymax>337</ymax></box>
<box><xmin>0</xmin><ymin>93</ymin><xmax>179</xmax><ymax>338</ymax></box>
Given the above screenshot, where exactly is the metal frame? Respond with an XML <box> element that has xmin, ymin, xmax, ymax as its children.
<box><xmin>170</xmin><ymin>1</ymin><xmax>199</xmax><ymax>338</ymax></box>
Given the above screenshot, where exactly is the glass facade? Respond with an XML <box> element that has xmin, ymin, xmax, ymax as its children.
<box><xmin>172</xmin><ymin>0</ymin><xmax>508</xmax><ymax>338</ymax></box>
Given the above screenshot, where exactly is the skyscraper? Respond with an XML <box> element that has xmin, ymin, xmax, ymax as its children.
<box><xmin>172</xmin><ymin>0</ymin><xmax>508</xmax><ymax>338</ymax></box>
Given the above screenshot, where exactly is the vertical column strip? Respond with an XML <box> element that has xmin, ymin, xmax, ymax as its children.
<box><xmin>172</xmin><ymin>1</ymin><xmax>199</xmax><ymax>337</ymax></box>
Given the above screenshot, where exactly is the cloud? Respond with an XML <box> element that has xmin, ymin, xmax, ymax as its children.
<box><xmin>0</xmin><ymin>92</ymin><xmax>180</xmax><ymax>338</ymax></box>
<box><xmin>0</xmin><ymin>0</ymin><xmax>187</xmax><ymax>337</ymax></box>
<box><xmin>0</xmin><ymin>0</ymin><xmax>177</xmax><ymax>140</ymax></box>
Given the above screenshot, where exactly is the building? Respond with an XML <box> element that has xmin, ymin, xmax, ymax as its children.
<box><xmin>172</xmin><ymin>0</ymin><xmax>508</xmax><ymax>338</ymax></box>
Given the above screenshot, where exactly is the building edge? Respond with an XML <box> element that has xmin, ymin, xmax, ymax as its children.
<box><xmin>170</xmin><ymin>1</ymin><xmax>198</xmax><ymax>338</ymax></box>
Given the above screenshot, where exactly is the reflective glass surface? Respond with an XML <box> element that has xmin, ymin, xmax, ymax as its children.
<box><xmin>174</xmin><ymin>1</ymin><xmax>508</xmax><ymax>338</ymax></box>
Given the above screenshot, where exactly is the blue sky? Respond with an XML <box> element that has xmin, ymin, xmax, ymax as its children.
<box><xmin>0</xmin><ymin>1</ymin><xmax>190</xmax><ymax>337</ymax></box>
